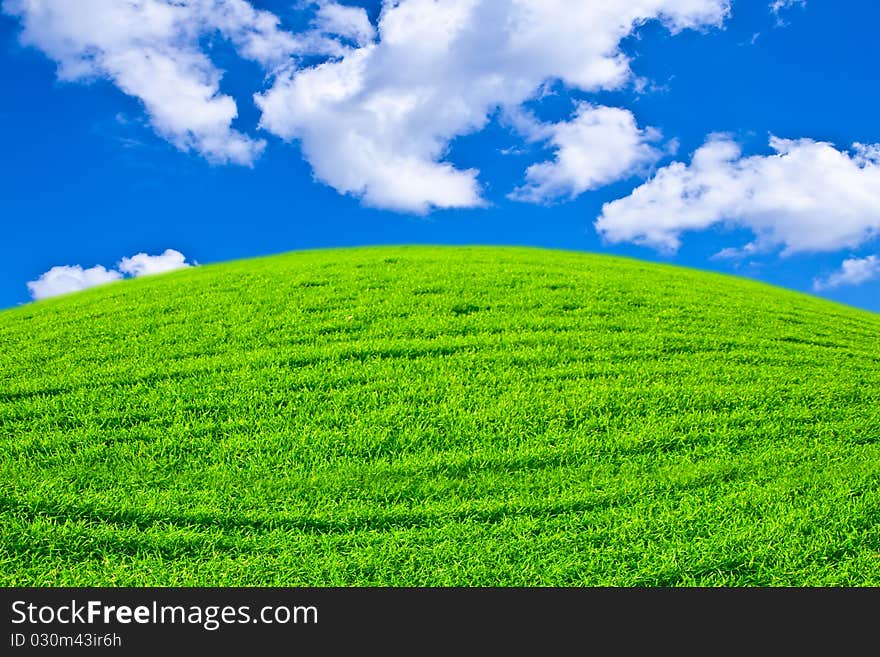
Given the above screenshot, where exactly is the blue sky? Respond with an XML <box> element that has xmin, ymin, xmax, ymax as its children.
<box><xmin>2</xmin><ymin>0</ymin><xmax>879</xmax><ymax>311</ymax></box>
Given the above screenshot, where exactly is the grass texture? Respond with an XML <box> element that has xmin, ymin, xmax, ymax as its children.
<box><xmin>1</xmin><ymin>246</ymin><xmax>879</xmax><ymax>586</ymax></box>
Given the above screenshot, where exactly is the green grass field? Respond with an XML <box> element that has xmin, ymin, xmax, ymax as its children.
<box><xmin>2</xmin><ymin>246</ymin><xmax>879</xmax><ymax>586</ymax></box>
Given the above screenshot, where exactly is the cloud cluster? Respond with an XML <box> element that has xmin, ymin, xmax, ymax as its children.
<box><xmin>813</xmin><ymin>255</ymin><xmax>880</xmax><ymax>291</ymax></box>
<box><xmin>596</xmin><ymin>136</ymin><xmax>880</xmax><ymax>255</ymax></box>
<box><xmin>27</xmin><ymin>249</ymin><xmax>191</xmax><ymax>300</ymax></box>
<box><xmin>2</xmin><ymin>0</ymin><xmax>732</xmax><ymax>210</ymax></box>
<box><xmin>256</xmin><ymin>0</ymin><xmax>729</xmax><ymax>211</ymax></box>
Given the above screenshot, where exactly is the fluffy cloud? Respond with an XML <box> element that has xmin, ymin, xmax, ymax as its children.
<box><xmin>3</xmin><ymin>0</ymin><xmax>298</xmax><ymax>165</ymax></box>
<box><xmin>118</xmin><ymin>248</ymin><xmax>191</xmax><ymax>277</ymax></box>
<box><xmin>26</xmin><ymin>265</ymin><xmax>122</xmax><ymax>301</ymax></box>
<box><xmin>813</xmin><ymin>255</ymin><xmax>880</xmax><ymax>291</ymax></box>
<box><xmin>595</xmin><ymin>136</ymin><xmax>880</xmax><ymax>255</ymax></box>
<box><xmin>27</xmin><ymin>249</ymin><xmax>192</xmax><ymax>300</ymax></box>
<box><xmin>255</xmin><ymin>0</ymin><xmax>729</xmax><ymax>212</ymax></box>
<box><xmin>510</xmin><ymin>104</ymin><xmax>662</xmax><ymax>203</ymax></box>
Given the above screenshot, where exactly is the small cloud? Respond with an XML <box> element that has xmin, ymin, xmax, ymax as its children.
<box><xmin>118</xmin><ymin>249</ymin><xmax>191</xmax><ymax>277</ymax></box>
<box><xmin>509</xmin><ymin>104</ymin><xmax>663</xmax><ymax>204</ymax></box>
<box><xmin>770</xmin><ymin>0</ymin><xmax>806</xmax><ymax>12</ymax></box>
<box><xmin>27</xmin><ymin>249</ymin><xmax>193</xmax><ymax>301</ymax></box>
<box><xmin>813</xmin><ymin>255</ymin><xmax>880</xmax><ymax>291</ymax></box>
<box><xmin>712</xmin><ymin>242</ymin><xmax>763</xmax><ymax>261</ymax></box>
<box><xmin>770</xmin><ymin>0</ymin><xmax>806</xmax><ymax>27</ymax></box>
<box><xmin>116</xmin><ymin>136</ymin><xmax>147</xmax><ymax>149</ymax></box>
<box><xmin>632</xmin><ymin>76</ymin><xmax>672</xmax><ymax>96</ymax></box>
<box><xmin>713</xmin><ymin>248</ymin><xmax>744</xmax><ymax>261</ymax></box>
<box><xmin>26</xmin><ymin>265</ymin><xmax>122</xmax><ymax>300</ymax></box>
<box><xmin>313</xmin><ymin>1</ymin><xmax>376</xmax><ymax>47</ymax></box>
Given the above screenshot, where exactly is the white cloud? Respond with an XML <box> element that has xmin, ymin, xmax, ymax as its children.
<box><xmin>2</xmin><ymin>0</ymin><xmax>300</xmax><ymax>165</ymax></box>
<box><xmin>595</xmin><ymin>135</ymin><xmax>880</xmax><ymax>255</ymax></box>
<box><xmin>118</xmin><ymin>248</ymin><xmax>191</xmax><ymax>277</ymax></box>
<box><xmin>255</xmin><ymin>0</ymin><xmax>729</xmax><ymax>212</ymax></box>
<box><xmin>509</xmin><ymin>103</ymin><xmax>662</xmax><ymax>203</ymax></box>
<box><xmin>26</xmin><ymin>265</ymin><xmax>123</xmax><ymax>300</ymax></box>
<box><xmin>814</xmin><ymin>255</ymin><xmax>880</xmax><ymax>291</ymax></box>
<box><xmin>27</xmin><ymin>249</ymin><xmax>193</xmax><ymax>300</ymax></box>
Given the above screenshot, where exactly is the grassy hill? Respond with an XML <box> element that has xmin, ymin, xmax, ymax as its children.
<box><xmin>1</xmin><ymin>246</ymin><xmax>879</xmax><ymax>586</ymax></box>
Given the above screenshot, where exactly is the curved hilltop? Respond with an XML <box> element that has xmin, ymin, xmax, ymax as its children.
<box><xmin>1</xmin><ymin>246</ymin><xmax>878</xmax><ymax>585</ymax></box>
